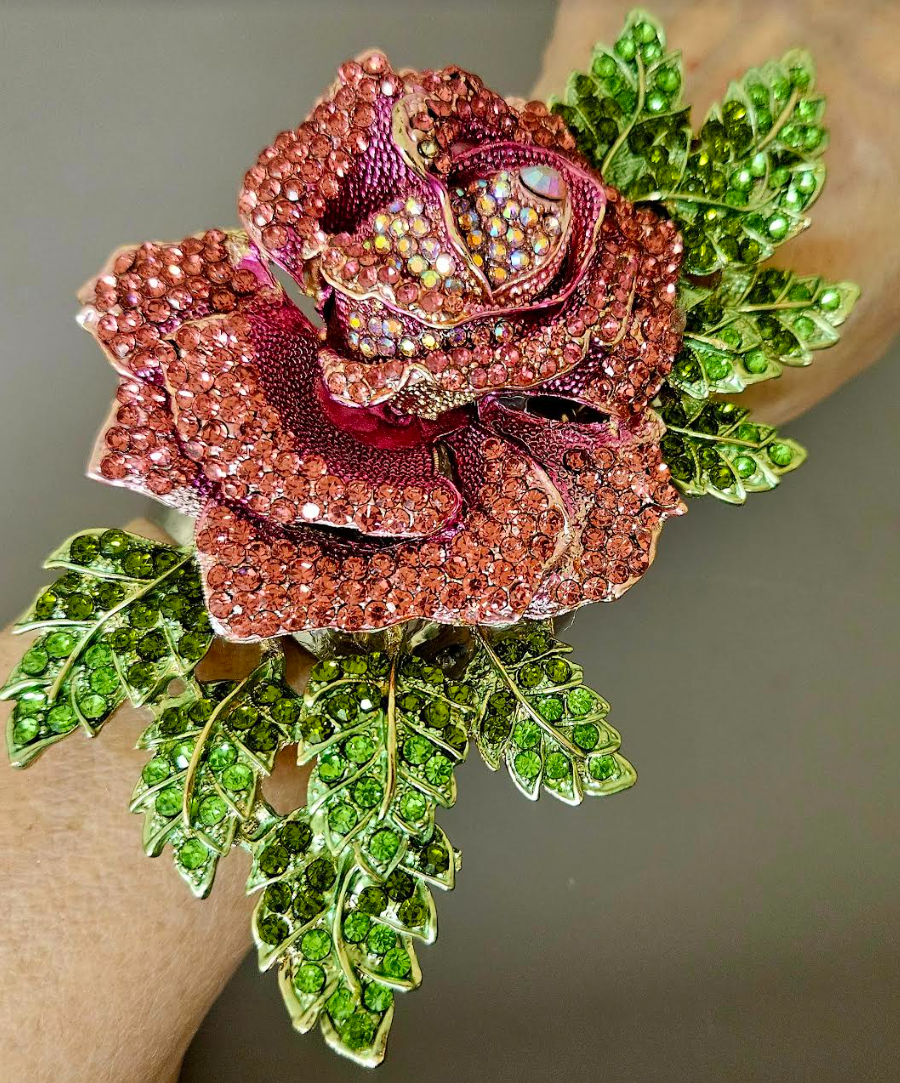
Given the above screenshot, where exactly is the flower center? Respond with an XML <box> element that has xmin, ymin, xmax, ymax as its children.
<box><xmin>452</xmin><ymin>168</ymin><xmax>567</xmax><ymax>292</ymax></box>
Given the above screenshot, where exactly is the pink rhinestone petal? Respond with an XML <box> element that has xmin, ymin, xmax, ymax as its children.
<box><xmin>194</xmin><ymin>426</ymin><xmax>569</xmax><ymax>640</ymax></box>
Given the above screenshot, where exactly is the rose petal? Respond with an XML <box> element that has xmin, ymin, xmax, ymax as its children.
<box><xmin>239</xmin><ymin>51</ymin><xmax>418</xmax><ymax>281</ymax></box>
<box><xmin>87</xmin><ymin>378</ymin><xmax>203</xmax><ymax>513</ymax></box>
<box><xmin>77</xmin><ymin>229</ymin><xmax>276</xmax><ymax>382</ymax></box>
<box><xmin>478</xmin><ymin>393</ymin><xmax>685</xmax><ymax>616</ymax></box>
<box><xmin>160</xmin><ymin>290</ymin><xmax>461</xmax><ymax>537</ymax></box>
<box><xmin>195</xmin><ymin>425</ymin><xmax>570</xmax><ymax>639</ymax></box>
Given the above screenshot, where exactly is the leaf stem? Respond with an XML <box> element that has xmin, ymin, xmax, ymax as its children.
<box><xmin>666</xmin><ymin>424</ymin><xmax>768</xmax><ymax>449</ymax></box>
<box><xmin>602</xmin><ymin>54</ymin><xmax>646</xmax><ymax>178</ymax></box>
<box><xmin>476</xmin><ymin>630</ymin><xmax>583</xmax><ymax>759</ymax></box>
<box><xmin>756</xmin><ymin>88</ymin><xmax>801</xmax><ymax>152</ymax></box>
<box><xmin>378</xmin><ymin>656</ymin><xmax>398</xmax><ymax>821</ymax></box>
<box><xmin>181</xmin><ymin>675</ymin><xmax>251</xmax><ymax>829</ymax></box>
<box><xmin>332</xmin><ymin>855</ymin><xmax>361</xmax><ymax>996</ymax></box>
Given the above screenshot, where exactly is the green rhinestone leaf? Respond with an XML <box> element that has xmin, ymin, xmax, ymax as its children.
<box><xmin>1</xmin><ymin>529</ymin><xmax>214</xmax><ymax>767</ymax></box>
<box><xmin>470</xmin><ymin>621</ymin><xmax>635</xmax><ymax>804</ymax></box>
<box><xmin>129</xmin><ymin>650</ymin><xmax>299</xmax><ymax>898</ymax></box>
<box><xmin>298</xmin><ymin>648</ymin><xmax>466</xmax><ymax>884</ymax></box>
<box><xmin>552</xmin><ymin>12</ymin><xmax>832</xmax><ymax>273</ymax></box>
<box><xmin>671</xmin><ymin>268</ymin><xmax>860</xmax><ymax>397</ymax></box>
<box><xmin>247</xmin><ymin>799</ymin><xmax>435</xmax><ymax>1067</ymax></box>
<box><xmin>550</xmin><ymin>10</ymin><xmax>691</xmax><ymax>199</ymax></box>
<box><xmin>658</xmin><ymin>390</ymin><xmax>808</xmax><ymax>504</ymax></box>
<box><xmin>251</xmin><ymin>637</ymin><xmax>469</xmax><ymax>1065</ymax></box>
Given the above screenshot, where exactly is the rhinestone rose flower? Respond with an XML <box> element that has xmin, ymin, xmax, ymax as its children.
<box><xmin>79</xmin><ymin>52</ymin><xmax>685</xmax><ymax>641</ymax></box>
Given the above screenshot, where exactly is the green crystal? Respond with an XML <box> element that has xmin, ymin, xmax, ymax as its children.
<box><xmin>99</xmin><ymin>529</ymin><xmax>130</xmax><ymax>557</ymax></box>
<box><xmin>84</xmin><ymin>643</ymin><xmax>113</xmax><ymax>668</ymax></box>
<box><xmin>69</xmin><ymin>534</ymin><xmax>101</xmax><ymax>565</ymax></box>
<box><xmin>381</xmin><ymin>947</ymin><xmax>412</xmax><ymax>980</ymax></box>
<box><xmin>20</xmin><ymin>647</ymin><xmax>49</xmax><ymax>676</ymax></box>
<box><xmin>64</xmin><ymin>593</ymin><xmax>95</xmax><ymax>620</ymax></box>
<box><xmin>589</xmin><ymin>755</ymin><xmax>619</xmax><ymax>781</ymax></box>
<box><xmin>294</xmin><ymin>963</ymin><xmax>325</xmax><ymax>995</ymax></box>
<box><xmin>424</xmin><ymin>753</ymin><xmax>453</xmax><ymax>787</ymax></box>
<box><xmin>768</xmin><ymin>442</ymin><xmax>794</xmax><ymax>467</ymax></box>
<box><xmin>229</xmin><ymin>705</ymin><xmax>258</xmax><ymax>731</ymax></box>
<box><xmin>142</xmin><ymin>758</ymin><xmax>170</xmax><ymax>786</ymax></box>
<box><xmin>245</xmin><ymin>722</ymin><xmax>278</xmax><ymax>753</ymax></box>
<box><xmin>310</xmin><ymin>659</ymin><xmax>341</xmax><ymax>683</ymax></box>
<box><xmin>154</xmin><ymin>786</ymin><xmax>182</xmax><ymax>818</ymax></box>
<box><xmin>544</xmin><ymin>751</ymin><xmax>570</xmax><ymax>780</ymax></box>
<box><xmin>402</xmin><ymin>735</ymin><xmax>431</xmax><ymax>765</ymax></box>
<box><xmin>208</xmin><ymin>741</ymin><xmax>237</xmax><ymax>771</ymax></box>
<box><xmin>422</xmin><ymin>700</ymin><xmax>450</xmax><ymax>728</ymax></box>
<box><xmin>398</xmin><ymin>898</ymin><xmax>427</xmax><ymax>928</ymax></box>
<box><xmin>223</xmin><ymin>766</ymin><xmax>253</xmax><ymax>792</ymax></box>
<box><xmin>45</xmin><ymin>631</ymin><xmax>77</xmax><ymax>658</ymax></box>
<box><xmin>13</xmin><ymin>717</ymin><xmax>40</xmax><ymax>744</ymax></box>
<box><xmin>343</xmin><ymin>911</ymin><xmax>372</xmax><ymax>944</ymax></box>
<box><xmin>342</xmin><ymin>1011</ymin><xmax>377</xmax><ymax>1051</ymax></box>
<box><xmin>369</xmin><ymin>829</ymin><xmax>400</xmax><ymax>864</ymax></box>
<box><xmin>566</xmin><ymin>687</ymin><xmax>595</xmax><ymax>716</ymax></box>
<box><xmin>512</xmin><ymin>720</ymin><xmax>541</xmax><ymax>750</ymax></box>
<box><xmin>399</xmin><ymin>790</ymin><xmax>427</xmax><ymax>823</ymax></box>
<box><xmin>357</xmin><ymin>886</ymin><xmax>387</xmax><ymax>915</ymax></box>
<box><xmin>366</xmin><ymin>923</ymin><xmax>395</xmax><ymax>956</ymax></box>
<box><xmin>178</xmin><ymin>838</ymin><xmax>208</xmax><ymax>870</ymax></box>
<box><xmin>543</xmin><ymin>657</ymin><xmax>571</xmax><ymax>683</ymax></box>
<box><xmin>294</xmin><ymin>890</ymin><xmax>325</xmax><ymax>921</ymax></box>
<box><xmin>329</xmin><ymin>802</ymin><xmax>358</xmax><ymax>835</ymax></box>
<box><xmin>572</xmin><ymin>723</ymin><xmax>600</xmax><ymax>750</ymax></box>
<box><xmin>259</xmin><ymin>843</ymin><xmax>290</xmax><ymax>877</ymax></box>
<box><xmin>363</xmin><ymin>982</ymin><xmax>393</xmax><ymax>1013</ymax></box>
<box><xmin>423</xmin><ymin>843</ymin><xmax>449</xmax><ymax>873</ymax></box>
<box><xmin>281</xmin><ymin>821</ymin><xmax>312</xmax><ymax>853</ymax></box>
<box><xmin>47</xmin><ymin>704</ymin><xmax>78</xmax><ymax>734</ymax></box>
<box><xmin>318</xmin><ymin>751</ymin><xmax>345</xmax><ymax>783</ymax></box>
<box><xmin>514</xmin><ymin>749</ymin><xmax>541</xmax><ymax>780</ymax></box>
<box><xmin>536</xmin><ymin>695</ymin><xmax>564</xmax><ymax>722</ymax></box>
<box><xmin>265</xmin><ymin>882</ymin><xmax>293</xmax><ymax>913</ymax></box>
<box><xmin>384</xmin><ymin>869</ymin><xmax>414</xmax><ymax>901</ymax></box>
<box><xmin>89</xmin><ymin>666</ymin><xmax>119</xmax><ymax>695</ymax></box>
<box><xmin>78</xmin><ymin>693</ymin><xmax>108</xmax><ymax>721</ymax></box>
<box><xmin>301</xmin><ymin>928</ymin><xmax>331</xmax><ymax>962</ymax></box>
<box><xmin>33</xmin><ymin>591</ymin><xmax>58</xmax><ymax>619</ymax></box>
<box><xmin>327</xmin><ymin>987</ymin><xmax>355</xmax><ymax>1023</ymax></box>
<box><xmin>353</xmin><ymin>777</ymin><xmax>384</xmax><ymax>809</ymax></box>
<box><xmin>122</xmin><ymin>550</ymin><xmax>155</xmax><ymax>579</ymax></box>
<box><xmin>517</xmin><ymin>662</ymin><xmax>543</xmax><ymax>689</ymax></box>
<box><xmin>306</xmin><ymin>858</ymin><xmax>336</xmax><ymax>891</ymax></box>
<box><xmin>198</xmin><ymin>795</ymin><xmax>228</xmax><ymax>826</ymax></box>
<box><xmin>258</xmin><ymin>914</ymin><xmax>289</xmax><ymax>945</ymax></box>
<box><xmin>345</xmin><ymin>734</ymin><xmax>375</xmax><ymax>763</ymax></box>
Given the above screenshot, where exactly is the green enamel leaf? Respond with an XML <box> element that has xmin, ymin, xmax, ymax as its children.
<box><xmin>1</xmin><ymin>530</ymin><xmax>213</xmax><ymax>768</ymax></box>
<box><xmin>130</xmin><ymin>652</ymin><xmax>299</xmax><ymax>898</ymax></box>
<box><xmin>247</xmin><ymin>803</ymin><xmax>437</xmax><ymax>1067</ymax></box>
<box><xmin>672</xmin><ymin>266</ymin><xmax>859</xmax><ymax>397</ymax></box>
<box><xmin>659</xmin><ymin>392</ymin><xmax>807</xmax><ymax>503</ymax></box>
<box><xmin>472</xmin><ymin>623</ymin><xmax>635</xmax><ymax>805</ymax></box>
<box><xmin>550</xmin><ymin>10</ymin><xmax>691</xmax><ymax>198</ymax></box>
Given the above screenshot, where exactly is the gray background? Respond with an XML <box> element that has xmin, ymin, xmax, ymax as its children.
<box><xmin>2</xmin><ymin>3</ymin><xmax>898</xmax><ymax>1081</ymax></box>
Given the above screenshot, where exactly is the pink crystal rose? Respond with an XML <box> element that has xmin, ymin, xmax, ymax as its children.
<box><xmin>79</xmin><ymin>53</ymin><xmax>685</xmax><ymax>640</ymax></box>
